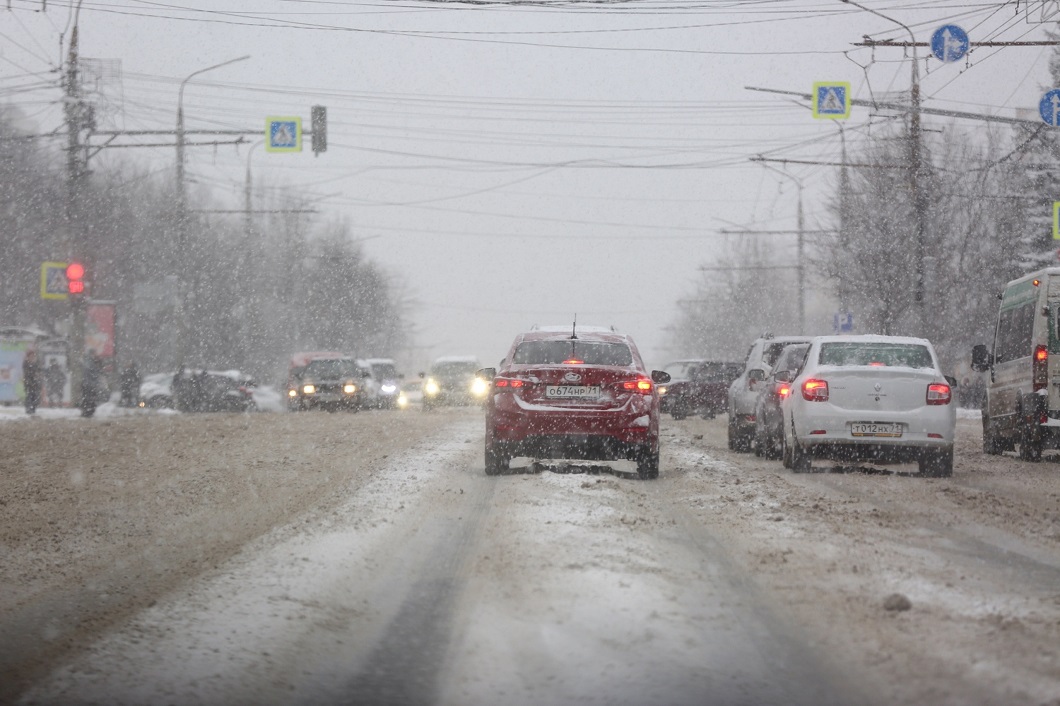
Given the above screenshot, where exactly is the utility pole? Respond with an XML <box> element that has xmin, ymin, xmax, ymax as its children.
<box><xmin>840</xmin><ymin>0</ymin><xmax>927</xmax><ymax>334</ymax></box>
<box><xmin>174</xmin><ymin>55</ymin><xmax>250</xmax><ymax>366</ymax></box>
<box><xmin>62</xmin><ymin>2</ymin><xmax>86</xmax><ymax>408</ymax></box>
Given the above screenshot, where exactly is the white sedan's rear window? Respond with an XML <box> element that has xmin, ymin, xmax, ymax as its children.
<box><xmin>818</xmin><ymin>342</ymin><xmax>934</xmax><ymax>369</ymax></box>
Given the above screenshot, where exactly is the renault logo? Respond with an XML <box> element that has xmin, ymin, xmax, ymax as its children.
<box><xmin>564</xmin><ymin>372</ymin><xmax>582</xmax><ymax>383</ymax></box>
<box><xmin>874</xmin><ymin>383</ymin><xmax>882</xmax><ymax>392</ymax></box>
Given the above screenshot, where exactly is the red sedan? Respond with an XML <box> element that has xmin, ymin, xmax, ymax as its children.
<box><xmin>480</xmin><ymin>326</ymin><xmax>671</xmax><ymax>479</ymax></box>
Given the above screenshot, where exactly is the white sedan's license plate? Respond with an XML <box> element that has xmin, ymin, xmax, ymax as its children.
<box><xmin>851</xmin><ymin>422</ymin><xmax>903</xmax><ymax>437</ymax></box>
<box><xmin>546</xmin><ymin>385</ymin><xmax>600</xmax><ymax>399</ymax></box>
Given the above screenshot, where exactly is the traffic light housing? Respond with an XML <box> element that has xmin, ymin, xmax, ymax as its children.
<box><xmin>66</xmin><ymin>262</ymin><xmax>86</xmax><ymax>297</ymax></box>
<box><xmin>311</xmin><ymin>105</ymin><xmax>327</xmax><ymax>155</ymax></box>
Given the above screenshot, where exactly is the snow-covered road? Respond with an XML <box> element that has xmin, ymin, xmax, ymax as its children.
<box><xmin>4</xmin><ymin>408</ymin><xmax>1059</xmax><ymax>705</ymax></box>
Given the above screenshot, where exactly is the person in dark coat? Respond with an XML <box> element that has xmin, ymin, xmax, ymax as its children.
<box><xmin>22</xmin><ymin>350</ymin><xmax>42</xmax><ymax>415</ymax></box>
<box><xmin>46</xmin><ymin>361</ymin><xmax>66</xmax><ymax>407</ymax></box>
<box><xmin>80</xmin><ymin>353</ymin><xmax>103</xmax><ymax>418</ymax></box>
<box><xmin>120</xmin><ymin>362</ymin><xmax>142</xmax><ymax>407</ymax></box>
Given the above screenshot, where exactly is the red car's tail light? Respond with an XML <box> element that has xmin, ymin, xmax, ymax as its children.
<box><xmin>622</xmin><ymin>377</ymin><xmax>653</xmax><ymax>394</ymax></box>
<box><xmin>1033</xmin><ymin>344</ymin><xmax>1048</xmax><ymax>391</ymax></box>
<box><xmin>494</xmin><ymin>378</ymin><xmax>525</xmax><ymax>389</ymax></box>
<box><xmin>926</xmin><ymin>383</ymin><xmax>951</xmax><ymax>405</ymax></box>
<box><xmin>802</xmin><ymin>379</ymin><xmax>829</xmax><ymax>401</ymax></box>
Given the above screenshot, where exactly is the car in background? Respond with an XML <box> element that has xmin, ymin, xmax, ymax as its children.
<box><xmin>659</xmin><ymin>359</ymin><xmax>705</xmax><ymax>419</ymax></box>
<box><xmin>421</xmin><ymin>356</ymin><xmax>486</xmax><ymax>410</ymax></box>
<box><xmin>286</xmin><ymin>351</ymin><xmax>346</xmax><ymax>412</ymax></box>
<box><xmin>753</xmin><ymin>342</ymin><xmax>809</xmax><ymax>459</ymax></box>
<box><xmin>288</xmin><ymin>356</ymin><xmax>366</xmax><ymax>412</ymax></box>
<box><xmin>480</xmin><ymin>325</ymin><xmax>670</xmax><ymax>479</ymax></box>
<box><xmin>138</xmin><ymin>372</ymin><xmax>175</xmax><ymax>409</ymax></box>
<box><xmin>780</xmin><ymin>335</ymin><xmax>956</xmax><ymax>477</ymax></box>
<box><xmin>728</xmin><ymin>335</ymin><xmax>812</xmax><ymax>452</ymax></box>
<box><xmin>143</xmin><ymin>369</ymin><xmax>257</xmax><ymax>413</ymax></box>
<box><xmin>361</xmin><ymin>357</ymin><xmax>404</xmax><ymax>409</ymax></box>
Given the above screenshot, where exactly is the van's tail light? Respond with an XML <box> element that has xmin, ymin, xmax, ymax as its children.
<box><xmin>1033</xmin><ymin>344</ymin><xmax>1048</xmax><ymax>391</ymax></box>
<box><xmin>622</xmin><ymin>377</ymin><xmax>653</xmax><ymax>394</ymax></box>
<box><xmin>802</xmin><ymin>379</ymin><xmax>829</xmax><ymax>401</ymax></box>
<box><xmin>926</xmin><ymin>383</ymin><xmax>951</xmax><ymax>405</ymax></box>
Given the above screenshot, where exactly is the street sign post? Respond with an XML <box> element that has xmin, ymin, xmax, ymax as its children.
<box><xmin>1053</xmin><ymin>202</ymin><xmax>1060</xmax><ymax>239</ymax></box>
<box><xmin>40</xmin><ymin>262</ymin><xmax>68</xmax><ymax>300</ymax></box>
<box><xmin>265</xmin><ymin>116</ymin><xmax>302</xmax><ymax>152</ymax></box>
<box><xmin>811</xmin><ymin>82</ymin><xmax>851</xmax><ymax>119</ymax></box>
<box><xmin>1040</xmin><ymin>90</ymin><xmax>1060</xmax><ymax>126</ymax></box>
<box><xmin>931</xmin><ymin>25</ymin><xmax>969</xmax><ymax>63</ymax></box>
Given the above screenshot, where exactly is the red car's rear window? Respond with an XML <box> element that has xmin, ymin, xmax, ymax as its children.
<box><xmin>513</xmin><ymin>340</ymin><xmax>633</xmax><ymax>366</ymax></box>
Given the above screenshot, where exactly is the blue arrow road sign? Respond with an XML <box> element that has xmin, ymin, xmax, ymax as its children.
<box><xmin>931</xmin><ymin>25</ymin><xmax>969</xmax><ymax>63</ymax></box>
<box><xmin>1040</xmin><ymin>90</ymin><xmax>1060</xmax><ymax>126</ymax></box>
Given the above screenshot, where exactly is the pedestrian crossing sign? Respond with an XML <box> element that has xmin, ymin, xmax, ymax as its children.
<box><xmin>266</xmin><ymin>116</ymin><xmax>302</xmax><ymax>153</ymax></box>
<box><xmin>812</xmin><ymin>82</ymin><xmax>851</xmax><ymax>119</ymax></box>
<box><xmin>40</xmin><ymin>261</ymin><xmax>68</xmax><ymax>300</ymax></box>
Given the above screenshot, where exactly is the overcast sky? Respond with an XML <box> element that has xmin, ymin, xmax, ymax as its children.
<box><xmin>2</xmin><ymin>0</ymin><xmax>1056</xmax><ymax>368</ymax></box>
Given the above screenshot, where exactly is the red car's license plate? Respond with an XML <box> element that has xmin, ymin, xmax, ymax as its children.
<box><xmin>545</xmin><ymin>385</ymin><xmax>600</xmax><ymax>399</ymax></box>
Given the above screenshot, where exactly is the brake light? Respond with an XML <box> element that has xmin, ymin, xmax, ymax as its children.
<box><xmin>1034</xmin><ymin>344</ymin><xmax>1048</xmax><ymax>392</ymax></box>
<box><xmin>494</xmin><ymin>378</ymin><xmax>525</xmax><ymax>389</ymax></box>
<box><xmin>778</xmin><ymin>384</ymin><xmax>791</xmax><ymax>398</ymax></box>
<box><xmin>622</xmin><ymin>377</ymin><xmax>653</xmax><ymax>394</ymax></box>
<box><xmin>563</xmin><ymin>359</ymin><xmax>584</xmax><ymax>365</ymax></box>
<box><xmin>926</xmin><ymin>383</ymin><xmax>951</xmax><ymax>405</ymax></box>
<box><xmin>802</xmin><ymin>379</ymin><xmax>829</xmax><ymax>401</ymax></box>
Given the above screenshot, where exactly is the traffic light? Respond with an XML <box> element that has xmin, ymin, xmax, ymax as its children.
<box><xmin>311</xmin><ymin>105</ymin><xmax>327</xmax><ymax>155</ymax></box>
<box><xmin>66</xmin><ymin>262</ymin><xmax>86</xmax><ymax>296</ymax></box>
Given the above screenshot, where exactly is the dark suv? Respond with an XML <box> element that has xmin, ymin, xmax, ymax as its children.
<box><xmin>288</xmin><ymin>357</ymin><xmax>366</xmax><ymax>411</ymax></box>
<box><xmin>480</xmin><ymin>326</ymin><xmax>670</xmax><ymax>479</ymax></box>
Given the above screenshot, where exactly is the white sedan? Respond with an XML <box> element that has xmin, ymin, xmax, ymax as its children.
<box><xmin>779</xmin><ymin>335</ymin><xmax>957</xmax><ymax>477</ymax></box>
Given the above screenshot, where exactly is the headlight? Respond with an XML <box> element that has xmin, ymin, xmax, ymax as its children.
<box><xmin>288</xmin><ymin>389</ymin><xmax>298</xmax><ymax>398</ymax></box>
<box><xmin>303</xmin><ymin>384</ymin><xmax>316</xmax><ymax>395</ymax></box>
<box><xmin>343</xmin><ymin>383</ymin><xmax>357</xmax><ymax>394</ymax></box>
<box><xmin>381</xmin><ymin>383</ymin><xmax>397</xmax><ymax>394</ymax></box>
<box><xmin>424</xmin><ymin>379</ymin><xmax>440</xmax><ymax>396</ymax></box>
<box><xmin>470</xmin><ymin>377</ymin><xmax>489</xmax><ymax>397</ymax></box>
<box><xmin>397</xmin><ymin>393</ymin><xmax>409</xmax><ymax>409</ymax></box>
<box><xmin>658</xmin><ymin>386</ymin><xmax>668</xmax><ymax>396</ymax></box>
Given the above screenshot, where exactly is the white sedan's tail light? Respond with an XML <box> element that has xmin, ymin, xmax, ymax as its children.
<box><xmin>926</xmin><ymin>383</ymin><xmax>951</xmax><ymax>405</ymax></box>
<box><xmin>802</xmin><ymin>379</ymin><xmax>829</xmax><ymax>401</ymax></box>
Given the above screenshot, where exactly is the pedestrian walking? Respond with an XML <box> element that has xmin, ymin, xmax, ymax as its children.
<box><xmin>81</xmin><ymin>353</ymin><xmax>104</xmax><ymax>418</ymax></box>
<box><xmin>46</xmin><ymin>361</ymin><xmax>66</xmax><ymax>407</ymax></box>
<box><xmin>22</xmin><ymin>350</ymin><xmax>42</xmax><ymax>415</ymax></box>
<box><xmin>120</xmin><ymin>362</ymin><xmax>142</xmax><ymax>407</ymax></box>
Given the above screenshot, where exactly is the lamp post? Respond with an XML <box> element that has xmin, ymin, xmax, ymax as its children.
<box><xmin>840</xmin><ymin>0</ymin><xmax>926</xmax><ymax>333</ymax></box>
<box><xmin>761</xmin><ymin>164</ymin><xmax>807</xmax><ymax>335</ymax></box>
<box><xmin>174</xmin><ymin>55</ymin><xmax>249</xmax><ymax>364</ymax></box>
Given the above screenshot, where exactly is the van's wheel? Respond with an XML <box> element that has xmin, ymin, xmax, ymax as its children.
<box><xmin>1018</xmin><ymin>417</ymin><xmax>1043</xmax><ymax>462</ymax></box>
<box><xmin>982</xmin><ymin>412</ymin><xmax>1003</xmax><ymax>455</ymax></box>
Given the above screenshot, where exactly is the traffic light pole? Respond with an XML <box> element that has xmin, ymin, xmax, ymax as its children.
<box><xmin>62</xmin><ymin>4</ymin><xmax>86</xmax><ymax>407</ymax></box>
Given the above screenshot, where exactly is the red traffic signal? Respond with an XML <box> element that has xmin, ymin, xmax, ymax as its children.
<box><xmin>66</xmin><ymin>262</ymin><xmax>86</xmax><ymax>295</ymax></box>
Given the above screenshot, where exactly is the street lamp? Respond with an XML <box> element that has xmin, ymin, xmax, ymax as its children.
<box><xmin>760</xmin><ymin>163</ymin><xmax>807</xmax><ymax>335</ymax></box>
<box><xmin>174</xmin><ymin>54</ymin><xmax>250</xmax><ymax>365</ymax></box>
<box><xmin>840</xmin><ymin>0</ymin><xmax>926</xmax><ymax>333</ymax></box>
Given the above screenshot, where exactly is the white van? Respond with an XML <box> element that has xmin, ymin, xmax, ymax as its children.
<box><xmin>972</xmin><ymin>267</ymin><xmax>1060</xmax><ymax>461</ymax></box>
